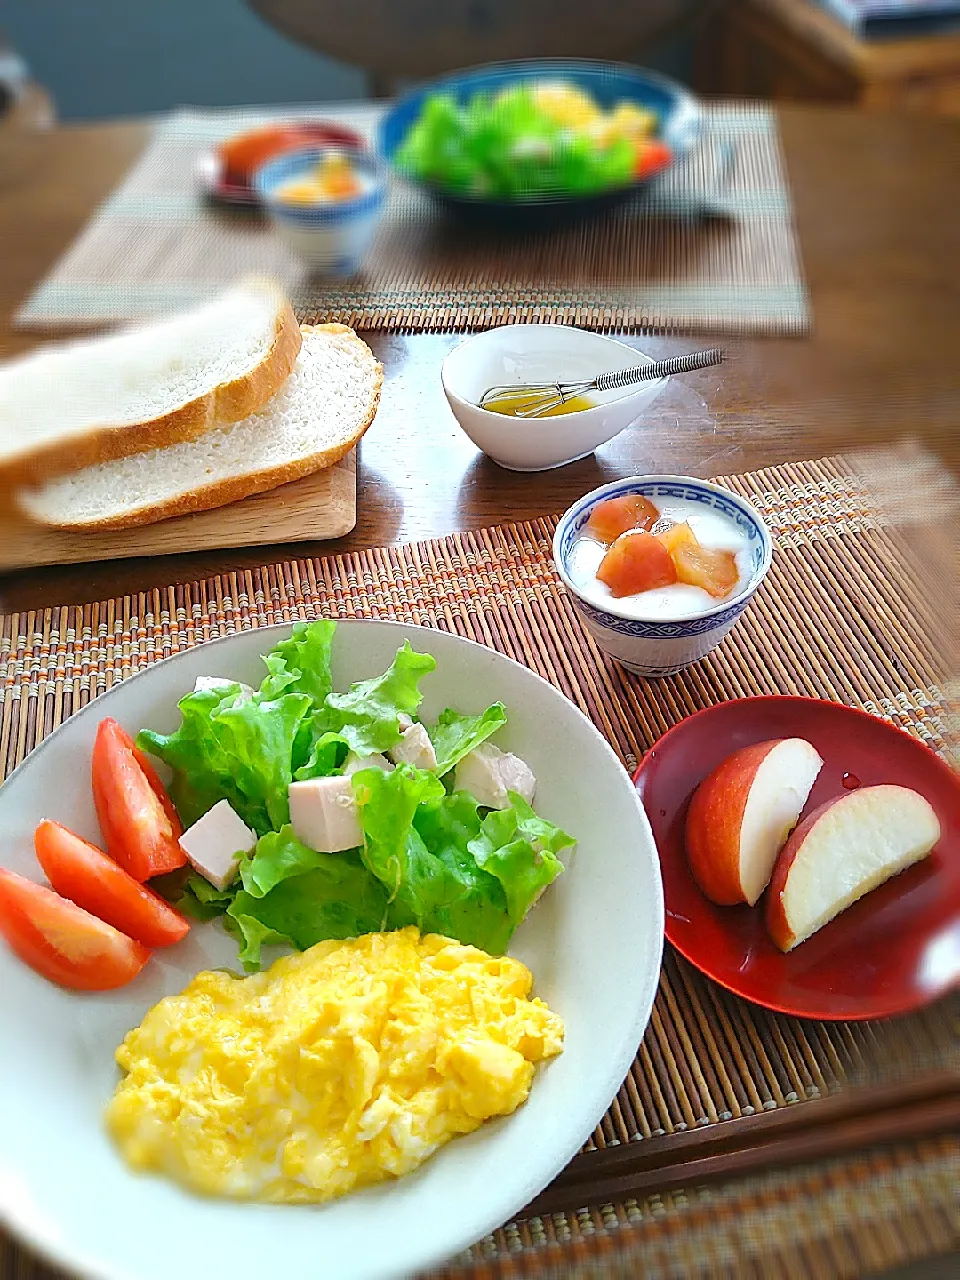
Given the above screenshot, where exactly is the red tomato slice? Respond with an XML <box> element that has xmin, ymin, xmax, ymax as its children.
<box><xmin>35</xmin><ymin>819</ymin><xmax>190</xmax><ymax>948</ymax></box>
<box><xmin>634</xmin><ymin>140</ymin><xmax>673</xmax><ymax>180</ymax></box>
<box><xmin>0</xmin><ymin>868</ymin><xmax>150</xmax><ymax>991</ymax></box>
<box><xmin>92</xmin><ymin>719</ymin><xmax>186</xmax><ymax>882</ymax></box>
<box><xmin>597</xmin><ymin>530</ymin><xmax>679</xmax><ymax>598</ymax></box>
<box><xmin>587</xmin><ymin>495</ymin><xmax>660</xmax><ymax>544</ymax></box>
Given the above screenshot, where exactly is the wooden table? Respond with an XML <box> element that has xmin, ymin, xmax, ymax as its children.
<box><xmin>0</xmin><ymin>105</ymin><xmax>958</xmax><ymax>1280</ymax></box>
<box><xmin>0</xmin><ymin>104</ymin><xmax>958</xmax><ymax>620</ymax></box>
<box><xmin>695</xmin><ymin>0</ymin><xmax>960</xmax><ymax>115</ymax></box>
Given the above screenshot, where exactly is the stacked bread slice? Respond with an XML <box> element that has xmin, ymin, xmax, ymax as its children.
<box><xmin>3</xmin><ymin>278</ymin><xmax>382</xmax><ymax>531</ymax></box>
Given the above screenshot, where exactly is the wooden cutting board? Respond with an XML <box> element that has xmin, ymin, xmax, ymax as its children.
<box><xmin>0</xmin><ymin>452</ymin><xmax>356</xmax><ymax>571</ymax></box>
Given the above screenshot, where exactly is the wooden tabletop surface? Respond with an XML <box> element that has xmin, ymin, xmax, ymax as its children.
<box><xmin>0</xmin><ymin>103</ymin><xmax>958</xmax><ymax>614</ymax></box>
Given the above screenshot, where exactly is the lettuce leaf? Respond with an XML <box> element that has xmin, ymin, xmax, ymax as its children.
<box><xmin>468</xmin><ymin>793</ymin><xmax>574</xmax><ymax>927</ymax></box>
<box><xmin>177</xmin><ymin>872</ymin><xmax>235</xmax><ymax>921</ymax></box>
<box><xmin>322</xmin><ymin>643</ymin><xmax>437</xmax><ymax>757</ymax></box>
<box><xmin>353</xmin><ymin>763</ymin><xmax>446</xmax><ymax>909</ymax></box>
<box><xmin>430</xmin><ymin>703</ymin><xmax>507</xmax><ymax>775</ymax></box>
<box><xmin>224</xmin><ymin>834</ymin><xmax>397</xmax><ymax>969</ymax></box>
<box><xmin>137</xmin><ymin>685</ymin><xmax>310</xmax><ymax>835</ymax></box>
<box><xmin>257</xmin><ymin>619</ymin><xmax>337</xmax><ymax>769</ymax></box>
<box><xmin>257</xmin><ymin>619</ymin><xmax>336</xmax><ymax>706</ymax></box>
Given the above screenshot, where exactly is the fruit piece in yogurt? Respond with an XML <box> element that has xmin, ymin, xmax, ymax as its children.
<box><xmin>596</xmin><ymin>531</ymin><xmax>678</xmax><ymax>598</ymax></box>
<box><xmin>656</xmin><ymin>520</ymin><xmax>697</xmax><ymax>556</ymax></box>
<box><xmin>671</xmin><ymin>538</ymin><xmax>739</xmax><ymax>599</ymax></box>
<box><xmin>587</xmin><ymin>495</ymin><xmax>659</xmax><ymax>544</ymax></box>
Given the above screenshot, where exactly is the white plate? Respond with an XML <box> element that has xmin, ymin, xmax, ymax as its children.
<box><xmin>0</xmin><ymin>620</ymin><xmax>663</xmax><ymax>1280</ymax></box>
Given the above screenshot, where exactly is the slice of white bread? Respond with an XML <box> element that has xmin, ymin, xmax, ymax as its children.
<box><xmin>0</xmin><ymin>278</ymin><xmax>301</xmax><ymax>486</ymax></box>
<box><xmin>16</xmin><ymin>325</ymin><xmax>382</xmax><ymax>531</ymax></box>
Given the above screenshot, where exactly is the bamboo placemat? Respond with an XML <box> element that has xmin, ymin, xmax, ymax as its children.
<box><xmin>1</xmin><ymin>453</ymin><xmax>956</xmax><ymax>1280</ymax></box>
<box><xmin>15</xmin><ymin>102</ymin><xmax>809</xmax><ymax>336</ymax></box>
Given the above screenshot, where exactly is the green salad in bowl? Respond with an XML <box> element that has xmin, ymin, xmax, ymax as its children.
<box><xmin>393</xmin><ymin>80</ymin><xmax>671</xmax><ymax>201</ymax></box>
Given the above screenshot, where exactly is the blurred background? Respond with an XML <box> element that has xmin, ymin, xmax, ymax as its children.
<box><xmin>5</xmin><ymin>0</ymin><xmax>959</xmax><ymax>132</ymax></box>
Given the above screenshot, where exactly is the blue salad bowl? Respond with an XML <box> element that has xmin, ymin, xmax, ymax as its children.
<box><xmin>379</xmin><ymin>58</ymin><xmax>701</xmax><ymax>226</ymax></box>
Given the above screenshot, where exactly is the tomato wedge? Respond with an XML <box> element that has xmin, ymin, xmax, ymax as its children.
<box><xmin>587</xmin><ymin>495</ymin><xmax>660</xmax><ymax>544</ymax></box>
<box><xmin>0</xmin><ymin>868</ymin><xmax>150</xmax><ymax>991</ymax></box>
<box><xmin>35</xmin><ymin>820</ymin><xmax>190</xmax><ymax>948</ymax></box>
<box><xmin>634</xmin><ymin>140</ymin><xmax>672</xmax><ymax>180</ymax></box>
<box><xmin>597</xmin><ymin>530</ymin><xmax>678</xmax><ymax>598</ymax></box>
<box><xmin>92</xmin><ymin>718</ymin><xmax>186</xmax><ymax>881</ymax></box>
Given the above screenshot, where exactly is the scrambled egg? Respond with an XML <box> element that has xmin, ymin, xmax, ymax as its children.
<box><xmin>106</xmin><ymin>928</ymin><xmax>564</xmax><ymax>1203</ymax></box>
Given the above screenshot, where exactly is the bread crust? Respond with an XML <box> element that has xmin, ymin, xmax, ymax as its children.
<box><xmin>0</xmin><ymin>291</ymin><xmax>303</xmax><ymax>487</ymax></box>
<box><xmin>16</xmin><ymin>324</ymin><xmax>382</xmax><ymax>531</ymax></box>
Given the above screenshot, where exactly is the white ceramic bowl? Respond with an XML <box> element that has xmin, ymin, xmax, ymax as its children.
<box><xmin>0</xmin><ymin>619</ymin><xmax>663</xmax><ymax>1280</ymax></box>
<box><xmin>255</xmin><ymin>146</ymin><xmax>386</xmax><ymax>277</ymax></box>
<box><xmin>554</xmin><ymin>476</ymin><xmax>773</xmax><ymax>677</ymax></box>
<box><xmin>441</xmin><ymin>324</ymin><xmax>667</xmax><ymax>471</ymax></box>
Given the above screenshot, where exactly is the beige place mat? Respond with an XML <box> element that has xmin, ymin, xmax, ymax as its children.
<box><xmin>1</xmin><ymin>450</ymin><xmax>957</xmax><ymax>1279</ymax></box>
<box><xmin>15</xmin><ymin>102</ymin><xmax>809</xmax><ymax>336</ymax></box>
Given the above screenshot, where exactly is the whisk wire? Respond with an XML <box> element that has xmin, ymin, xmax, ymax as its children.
<box><xmin>479</xmin><ymin>347</ymin><xmax>724</xmax><ymax>419</ymax></box>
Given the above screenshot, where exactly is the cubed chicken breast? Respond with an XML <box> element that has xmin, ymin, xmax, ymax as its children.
<box><xmin>453</xmin><ymin>743</ymin><xmax>536</xmax><ymax>811</ymax></box>
<box><xmin>342</xmin><ymin>752</ymin><xmax>394</xmax><ymax>777</ymax></box>
<box><xmin>178</xmin><ymin>799</ymin><xmax>257</xmax><ymax>890</ymax></box>
<box><xmin>289</xmin><ymin>776</ymin><xmax>363</xmax><ymax>853</ymax></box>
<box><xmin>388</xmin><ymin>720</ymin><xmax>438</xmax><ymax>771</ymax></box>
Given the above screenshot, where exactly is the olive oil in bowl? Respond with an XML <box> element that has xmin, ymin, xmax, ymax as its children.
<box><xmin>484</xmin><ymin>393</ymin><xmax>595</xmax><ymax>418</ymax></box>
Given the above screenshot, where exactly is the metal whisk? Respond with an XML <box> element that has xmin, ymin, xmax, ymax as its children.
<box><xmin>479</xmin><ymin>347</ymin><xmax>724</xmax><ymax>419</ymax></box>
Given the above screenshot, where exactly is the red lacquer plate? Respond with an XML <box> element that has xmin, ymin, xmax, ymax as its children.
<box><xmin>634</xmin><ymin>696</ymin><xmax>960</xmax><ymax>1020</ymax></box>
<box><xmin>196</xmin><ymin>122</ymin><xmax>366</xmax><ymax>208</ymax></box>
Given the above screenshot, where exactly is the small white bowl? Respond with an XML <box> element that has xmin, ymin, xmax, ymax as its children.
<box><xmin>441</xmin><ymin>324</ymin><xmax>667</xmax><ymax>472</ymax></box>
<box><xmin>255</xmin><ymin>146</ymin><xmax>386</xmax><ymax>277</ymax></box>
<box><xmin>554</xmin><ymin>475</ymin><xmax>773</xmax><ymax>677</ymax></box>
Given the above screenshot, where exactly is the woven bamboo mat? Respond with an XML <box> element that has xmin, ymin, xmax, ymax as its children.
<box><xmin>1</xmin><ymin>453</ymin><xmax>957</xmax><ymax>1280</ymax></box>
<box><xmin>14</xmin><ymin>102</ymin><xmax>809</xmax><ymax>336</ymax></box>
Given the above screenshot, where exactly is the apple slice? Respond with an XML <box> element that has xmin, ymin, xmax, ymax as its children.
<box><xmin>685</xmin><ymin>738</ymin><xmax>824</xmax><ymax>906</ymax></box>
<box><xmin>766</xmin><ymin>784</ymin><xmax>941</xmax><ymax>952</ymax></box>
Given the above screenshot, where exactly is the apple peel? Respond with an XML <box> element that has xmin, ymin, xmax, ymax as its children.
<box><xmin>685</xmin><ymin>738</ymin><xmax>824</xmax><ymax>906</ymax></box>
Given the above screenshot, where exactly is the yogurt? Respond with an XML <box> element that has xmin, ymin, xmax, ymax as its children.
<box><xmin>568</xmin><ymin>496</ymin><xmax>753</xmax><ymax>620</ymax></box>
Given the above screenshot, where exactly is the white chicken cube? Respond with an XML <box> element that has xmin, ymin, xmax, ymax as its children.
<box><xmin>453</xmin><ymin>743</ymin><xmax>536</xmax><ymax>811</ymax></box>
<box><xmin>342</xmin><ymin>752</ymin><xmax>394</xmax><ymax>778</ymax></box>
<box><xmin>388</xmin><ymin>720</ymin><xmax>438</xmax><ymax>771</ymax></box>
<box><xmin>289</xmin><ymin>776</ymin><xmax>363</xmax><ymax>853</ymax></box>
<box><xmin>178</xmin><ymin>799</ymin><xmax>257</xmax><ymax>891</ymax></box>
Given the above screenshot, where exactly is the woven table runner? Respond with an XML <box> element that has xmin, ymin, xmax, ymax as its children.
<box><xmin>1</xmin><ymin>453</ymin><xmax>956</xmax><ymax>1280</ymax></box>
<box><xmin>15</xmin><ymin>102</ymin><xmax>809</xmax><ymax>336</ymax></box>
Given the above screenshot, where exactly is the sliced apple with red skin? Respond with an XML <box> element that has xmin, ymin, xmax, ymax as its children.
<box><xmin>765</xmin><ymin>783</ymin><xmax>941</xmax><ymax>952</ymax></box>
<box><xmin>685</xmin><ymin>738</ymin><xmax>824</xmax><ymax>906</ymax></box>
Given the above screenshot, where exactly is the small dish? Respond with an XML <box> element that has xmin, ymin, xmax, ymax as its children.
<box><xmin>255</xmin><ymin>146</ymin><xmax>386</xmax><ymax>277</ymax></box>
<box><xmin>634</xmin><ymin>696</ymin><xmax>960</xmax><ymax>1020</ymax></box>
<box><xmin>198</xmin><ymin>123</ymin><xmax>366</xmax><ymax>208</ymax></box>
<box><xmin>554</xmin><ymin>475</ymin><xmax>772</xmax><ymax>676</ymax></box>
<box><xmin>442</xmin><ymin>325</ymin><xmax>667</xmax><ymax>472</ymax></box>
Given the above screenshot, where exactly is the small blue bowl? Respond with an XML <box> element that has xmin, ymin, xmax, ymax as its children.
<box><xmin>554</xmin><ymin>476</ymin><xmax>773</xmax><ymax>678</ymax></box>
<box><xmin>255</xmin><ymin>146</ymin><xmax>387</xmax><ymax>276</ymax></box>
<box><xmin>380</xmin><ymin>58</ymin><xmax>701</xmax><ymax>226</ymax></box>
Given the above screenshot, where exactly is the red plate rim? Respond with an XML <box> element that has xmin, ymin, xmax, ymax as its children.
<box><xmin>632</xmin><ymin>694</ymin><xmax>960</xmax><ymax>1020</ymax></box>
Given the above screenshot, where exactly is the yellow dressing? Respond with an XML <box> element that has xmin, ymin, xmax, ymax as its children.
<box><xmin>485</xmin><ymin>393</ymin><xmax>595</xmax><ymax>418</ymax></box>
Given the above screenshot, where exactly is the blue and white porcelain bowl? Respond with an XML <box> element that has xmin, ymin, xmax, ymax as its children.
<box><xmin>255</xmin><ymin>146</ymin><xmax>386</xmax><ymax>277</ymax></box>
<box><xmin>554</xmin><ymin>476</ymin><xmax>773</xmax><ymax>678</ymax></box>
